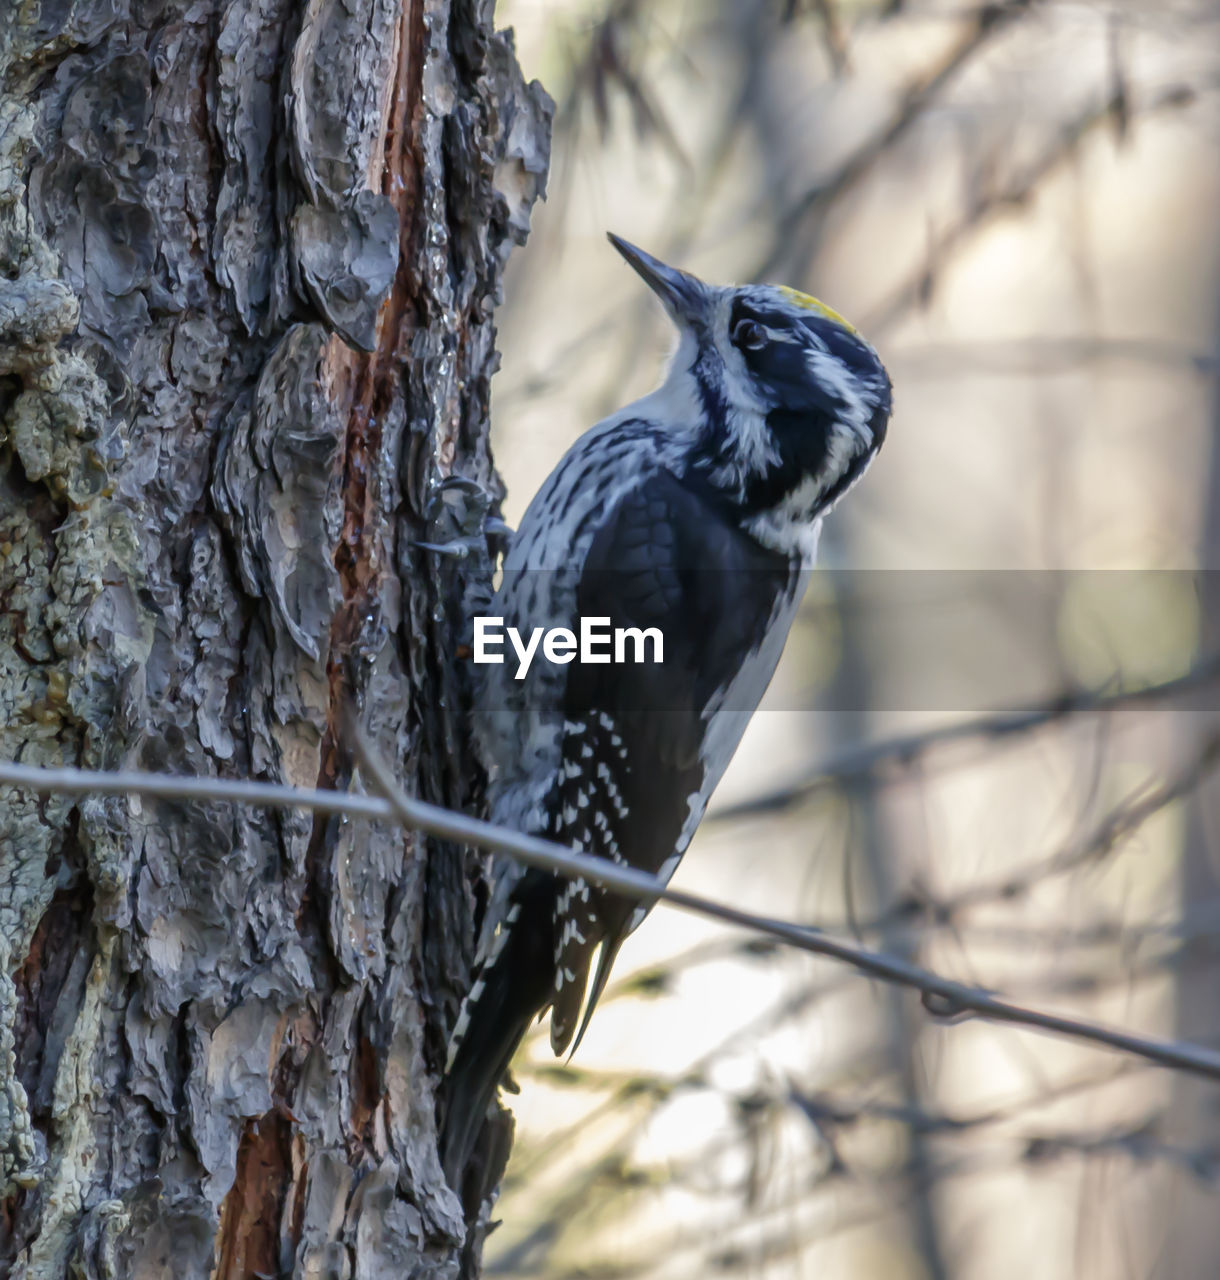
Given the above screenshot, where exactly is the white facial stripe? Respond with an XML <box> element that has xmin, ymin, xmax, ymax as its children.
<box><xmin>760</xmin><ymin>325</ymin><xmax>802</xmax><ymax>346</ymax></box>
<box><xmin>805</xmin><ymin>346</ymin><xmax>873</xmax><ymax>440</ymax></box>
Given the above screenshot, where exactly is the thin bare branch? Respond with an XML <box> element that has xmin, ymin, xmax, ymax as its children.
<box><xmin>711</xmin><ymin>657</ymin><xmax>1220</xmax><ymax>822</ymax></box>
<box><xmin>755</xmin><ymin>1</ymin><xmax>1023</xmax><ymax>279</ymax></box>
<box><xmin>862</xmin><ymin>79</ymin><xmax>1202</xmax><ymax>335</ymax></box>
<box><xmin>8</xmin><ymin>751</ymin><xmax>1220</xmax><ymax>1084</ymax></box>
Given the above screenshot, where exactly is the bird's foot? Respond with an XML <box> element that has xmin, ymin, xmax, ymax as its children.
<box><xmin>412</xmin><ymin>474</ymin><xmax>514</xmax><ymax>560</ymax></box>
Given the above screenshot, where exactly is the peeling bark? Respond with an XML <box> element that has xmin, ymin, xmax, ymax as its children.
<box><xmin>0</xmin><ymin>0</ymin><xmax>550</xmax><ymax>1275</ymax></box>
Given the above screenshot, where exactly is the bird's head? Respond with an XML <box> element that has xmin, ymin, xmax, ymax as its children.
<box><xmin>609</xmin><ymin>234</ymin><xmax>891</xmax><ymax>555</ymax></box>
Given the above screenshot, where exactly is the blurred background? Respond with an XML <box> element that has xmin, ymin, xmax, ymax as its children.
<box><xmin>485</xmin><ymin>2</ymin><xmax>1220</xmax><ymax>1276</ymax></box>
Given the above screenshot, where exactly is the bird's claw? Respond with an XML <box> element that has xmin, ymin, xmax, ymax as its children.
<box><xmin>415</xmin><ymin>473</ymin><xmax>514</xmax><ymax>559</ymax></box>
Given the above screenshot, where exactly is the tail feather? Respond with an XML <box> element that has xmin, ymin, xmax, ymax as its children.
<box><xmin>567</xmin><ymin>932</ymin><xmax>626</xmax><ymax>1060</ymax></box>
<box><xmin>440</xmin><ymin>872</ymin><xmax>556</xmax><ymax>1186</ymax></box>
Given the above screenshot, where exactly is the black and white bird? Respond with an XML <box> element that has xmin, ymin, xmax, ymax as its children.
<box><xmin>441</xmin><ymin>235</ymin><xmax>891</xmax><ymax>1182</ymax></box>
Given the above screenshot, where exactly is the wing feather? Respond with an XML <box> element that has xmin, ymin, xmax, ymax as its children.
<box><xmin>544</xmin><ymin>467</ymin><xmax>793</xmax><ymax>1053</ymax></box>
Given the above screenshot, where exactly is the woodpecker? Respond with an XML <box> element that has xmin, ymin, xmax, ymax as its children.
<box><xmin>440</xmin><ymin>235</ymin><xmax>891</xmax><ymax>1182</ymax></box>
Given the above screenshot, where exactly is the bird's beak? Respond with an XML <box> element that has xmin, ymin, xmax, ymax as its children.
<box><xmin>607</xmin><ymin>233</ymin><xmax>711</xmax><ymax>329</ymax></box>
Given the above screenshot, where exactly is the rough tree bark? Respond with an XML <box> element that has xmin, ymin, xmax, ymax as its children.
<box><xmin>0</xmin><ymin>1</ymin><xmax>550</xmax><ymax>1275</ymax></box>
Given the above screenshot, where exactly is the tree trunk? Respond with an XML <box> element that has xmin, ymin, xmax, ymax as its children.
<box><xmin>0</xmin><ymin>1</ymin><xmax>550</xmax><ymax>1275</ymax></box>
<box><xmin>1164</xmin><ymin>286</ymin><xmax>1220</xmax><ymax>1278</ymax></box>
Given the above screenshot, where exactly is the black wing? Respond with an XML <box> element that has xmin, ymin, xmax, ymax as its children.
<box><xmin>543</xmin><ymin>467</ymin><xmax>792</xmax><ymax>1052</ymax></box>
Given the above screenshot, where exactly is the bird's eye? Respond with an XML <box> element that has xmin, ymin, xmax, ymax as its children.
<box><xmin>732</xmin><ymin>319</ymin><xmax>767</xmax><ymax>351</ymax></box>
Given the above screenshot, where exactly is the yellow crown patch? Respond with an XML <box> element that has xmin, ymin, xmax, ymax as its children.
<box><xmin>777</xmin><ymin>285</ymin><xmax>857</xmax><ymax>334</ymax></box>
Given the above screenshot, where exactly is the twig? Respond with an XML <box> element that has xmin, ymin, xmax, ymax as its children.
<box><xmin>6</xmin><ymin>752</ymin><xmax>1220</xmax><ymax>1085</ymax></box>
<box><xmin>861</xmin><ymin>80</ymin><xmax>1201</xmax><ymax>335</ymax></box>
<box><xmin>855</xmin><ymin>731</ymin><xmax>1220</xmax><ymax>940</ymax></box>
<box><xmin>710</xmin><ymin>657</ymin><xmax>1220</xmax><ymax>822</ymax></box>
<box><xmin>755</xmin><ymin>2</ymin><xmax>1023</xmax><ymax>279</ymax></box>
